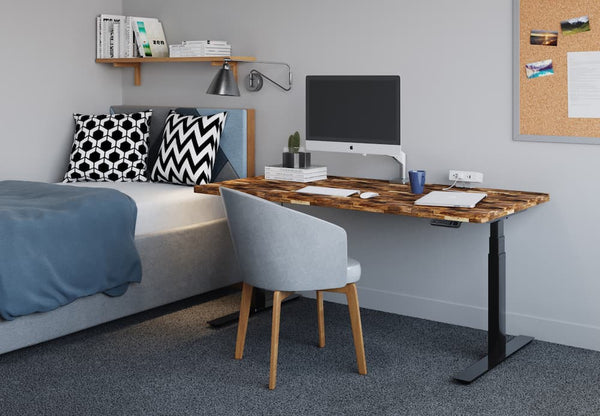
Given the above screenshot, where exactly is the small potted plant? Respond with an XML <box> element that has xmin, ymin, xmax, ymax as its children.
<box><xmin>282</xmin><ymin>131</ymin><xmax>311</xmax><ymax>168</ymax></box>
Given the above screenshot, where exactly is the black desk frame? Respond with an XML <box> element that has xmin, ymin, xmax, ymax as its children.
<box><xmin>453</xmin><ymin>218</ymin><xmax>533</xmax><ymax>383</ymax></box>
<box><xmin>212</xmin><ymin>215</ymin><xmax>534</xmax><ymax>383</ymax></box>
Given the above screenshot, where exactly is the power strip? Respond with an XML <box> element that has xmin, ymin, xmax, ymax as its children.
<box><xmin>430</xmin><ymin>219</ymin><xmax>462</xmax><ymax>228</ymax></box>
<box><xmin>448</xmin><ymin>170</ymin><xmax>483</xmax><ymax>183</ymax></box>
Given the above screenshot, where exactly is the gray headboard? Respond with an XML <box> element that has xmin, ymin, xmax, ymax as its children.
<box><xmin>110</xmin><ymin>106</ymin><xmax>255</xmax><ymax>181</ymax></box>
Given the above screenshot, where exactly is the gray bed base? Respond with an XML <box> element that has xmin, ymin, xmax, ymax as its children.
<box><xmin>0</xmin><ymin>218</ymin><xmax>239</xmax><ymax>355</ymax></box>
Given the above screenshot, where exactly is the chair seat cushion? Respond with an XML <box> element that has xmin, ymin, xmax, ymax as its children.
<box><xmin>346</xmin><ymin>258</ymin><xmax>361</xmax><ymax>284</ymax></box>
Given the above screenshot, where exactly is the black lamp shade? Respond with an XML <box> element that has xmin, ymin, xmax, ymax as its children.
<box><xmin>206</xmin><ymin>63</ymin><xmax>240</xmax><ymax>96</ymax></box>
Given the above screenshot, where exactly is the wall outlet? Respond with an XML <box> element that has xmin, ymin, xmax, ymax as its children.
<box><xmin>449</xmin><ymin>170</ymin><xmax>484</xmax><ymax>183</ymax></box>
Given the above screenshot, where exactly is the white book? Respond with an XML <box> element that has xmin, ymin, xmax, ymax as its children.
<box><xmin>146</xmin><ymin>19</ymin><xmax>168</xmax><ymax>57</ymax></box>
<box><xmin>131</xmin><ymin>17</ymin><xmax>168</xmax><ymax>57</ymax></box>
<box><xmin>130</xmin><ymin>17</ymin><xmax>155</xmax><ymax>57</ymax></box>
<box><xmin>101</xmin><ymin>18</ymin><xmax>109</xmax><ymax>58</ymax></box>
<box><xmin>265</xmin><ymin>165</ymin><xmax>327</xmax><ymax>182</ymax></box>
<box><xmin>124</xmin><ymin>17</ymin><xmax>134</xmax><ymax>58</ymax></box>
<box><xmin>265</xmin><ymin>170</ymin><xmax>326</xmax><ymax>178</ymax></box>
<box><xmin>265</xmin><ymin>165</ymin><xmax>327</xmax><ymax>175</ymax></box>
<box><xmin>112</xmin><ymin>22</ymin><xmax>120</xmax><ymax>58</ymax></box>
<box><xmin>169</xmin><ymin>44</ymin><xmax>184</xmax><ymax>57</ymax></box>
<box><xmin>96</xmin><ymin>17</ymin><xmax>102</xmax><ymax>58</ymax></box>
<box><xmin>109</xmin><ymin>25</ymin><xmax>115</xmax><ymax>57</ymax></box>
<box><xmin>265</xmin><ymin>174</ymin><xmax>327</xmax><ymax>183</ymax></box>
<box><xmin>186</xmin><ymin>46</ymin><xmax>231</xmax><ymax>51</ymax></box>
<box><xmin>100</xmin><ymin>15</ymin><xmax>126</xmax><ymax>58</ymax></box>
<box><xmin>183</xmin><ymin>40</ymin><xmax>229</xmax><ymax>46</ymax></box>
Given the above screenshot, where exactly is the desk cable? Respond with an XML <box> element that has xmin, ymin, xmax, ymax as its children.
<box><xmin>443</xmin><ymin>179</ymin><xmax>458</xmax><ymax>191</ymax></box>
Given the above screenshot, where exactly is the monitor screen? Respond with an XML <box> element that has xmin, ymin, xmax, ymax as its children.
<box><xmin>306</xmin><ymin>75</ymin><xmax>400</xmax><ymax>146</ymax></box>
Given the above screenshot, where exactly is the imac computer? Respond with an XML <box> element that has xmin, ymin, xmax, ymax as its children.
<box><xmin>305</xmin><ymin>75</ymin><xmax>407</xmax><ymax>182</ymax></box>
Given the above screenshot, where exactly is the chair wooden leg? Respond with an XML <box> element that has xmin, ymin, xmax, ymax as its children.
<box><xmin>235</xmin><ymin>282</ymin><xmax>253</xmax><ymax>360</ymax></box>
<box><xmin>269</xmin><ymin>290</ymin><xmax>293</xmax><ymax>390</ymax></box>
<box><xmin>317</xmin><ymin>290</ymin><xmax>325</xmax><ymax>348</ymax></box>
<box><xmin>345</xmin><ymin>283</ymin><xmax>367</xmax><ymax>375</ymax></box>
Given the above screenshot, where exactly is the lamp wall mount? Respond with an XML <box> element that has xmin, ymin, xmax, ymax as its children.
<box><xmin>244</xmin><ymin>61</ymin><xmax>292</xmax><ymax>92</ymax></box>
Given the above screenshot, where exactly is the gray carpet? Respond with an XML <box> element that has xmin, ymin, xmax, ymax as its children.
<box><xmin>0</xmin><ymin>295</ymin><xmax>598</xmax><ymax>416</ymax></box>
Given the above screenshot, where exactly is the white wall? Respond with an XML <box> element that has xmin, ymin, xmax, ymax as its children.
<box><xmin>122</xmin><ymin>0</ymin><xmax>600</xmax><ymax>351</ymax></box>
<box><xmin>0</xmin><ymin>1</ymin><xmax>123</xmax><ymax>182</ymax></box>
<box><xmin>4</xmin><ymin>0</ymin><xmax>595</xmax><ymax>351</ymax></box>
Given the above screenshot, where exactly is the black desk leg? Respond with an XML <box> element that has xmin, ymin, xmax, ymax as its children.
<box><xmin>454</xmin><ymin>219</ymin><xmax>533</xmax><ymax>383</ymax></box>
<box><xmin>208</xmin><ymin>288</ymin><xmax>267</xmax><ymax>328</ymax></box>
<box><xmin>208</xmin><ymin>288</ymin><xmax>299</xmax><ymax>328</ymax></box>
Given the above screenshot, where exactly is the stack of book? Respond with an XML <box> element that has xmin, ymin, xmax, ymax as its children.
<box><xmin>264</xmin><ymin>165</ymin><xmax>327</xmax><ymax>182</ymax></box>
<box><xmin>169</xmin><ymin>40</ymin><xmax>231</xmax><ymax>57</ymax></box>
<box><xmin>96</xmin><ymin>15</ymin><xmax>168</xmax><ymax>58</ymax></box>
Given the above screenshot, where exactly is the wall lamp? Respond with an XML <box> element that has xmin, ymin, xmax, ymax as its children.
<box><xmin>206</xmin><ymin>60</ymin><xmax>241</xmax><ymax>96</ymax></box>
<box><xmin>206</xmin><ymin>60</ymin><xmax>292</xmax><ymax>96</ymax></box>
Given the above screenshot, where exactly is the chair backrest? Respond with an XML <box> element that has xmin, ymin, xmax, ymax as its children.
<box><xmin>220</xmin><ymin>187</ymin><xmax>348</xmax><ymax>292</ymax></box>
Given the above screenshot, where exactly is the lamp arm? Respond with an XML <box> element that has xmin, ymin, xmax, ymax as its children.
<box><xmin>252</xmin><ymin>61</ymin><xmax>292</xmax><ymax>86</ymax></box>
<box><xmin>249</xmin><ymin>69</ymin><xmax>291</xmax><ymax>91</ymax></box>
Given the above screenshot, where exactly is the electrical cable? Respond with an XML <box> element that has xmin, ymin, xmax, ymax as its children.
<box><xmin>443</xmin><ymin>179</ymin><xmax>458</xmax><ymax>191</ymax></box>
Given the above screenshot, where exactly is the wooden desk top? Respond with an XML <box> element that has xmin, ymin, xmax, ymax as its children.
<box><xmin>195</xmin><ymin>176</ymin><xmax>550</xmax><ymax>224</ymax></box>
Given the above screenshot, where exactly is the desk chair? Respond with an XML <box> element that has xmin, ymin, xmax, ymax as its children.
<box><xmin>220</xmin><ymin>187</ymin><xmax>367</xmax><ymax>389</ymax></box>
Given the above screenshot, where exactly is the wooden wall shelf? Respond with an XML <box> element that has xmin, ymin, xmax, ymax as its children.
<box><xmin>96</xmin><ymin>56</ymin><xmax>256</xmax><ymax>86</ymax></box>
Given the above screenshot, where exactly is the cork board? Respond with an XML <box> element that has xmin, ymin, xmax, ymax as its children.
<box><xmin>514</xmin><ymin>0</ymin><xmax>600</xmax><ymax>144</ymax></box>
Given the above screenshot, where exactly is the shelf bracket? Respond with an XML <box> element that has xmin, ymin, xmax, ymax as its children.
<box><xmin>113</xmin><ymin>62</ymin><xmax>141</xmax><ymax>86</ymax></box>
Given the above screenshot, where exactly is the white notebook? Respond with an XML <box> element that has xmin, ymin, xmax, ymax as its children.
<box><xmin>415</xmin><ymin>191</ymin><xmax>487</xmax><ymax>208</ymax></box>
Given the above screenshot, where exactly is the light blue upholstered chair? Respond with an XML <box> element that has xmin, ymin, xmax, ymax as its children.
<box><xmin>220</xmin><ymin>187</ymin><xmax>367</xmax><ymax>389</ymax></box>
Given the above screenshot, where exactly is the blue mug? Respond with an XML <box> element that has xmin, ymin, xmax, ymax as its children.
<box><xmin>409</xmin><ymin>170</ymin><xmax>426</xmax><ymax>194</ymax></box>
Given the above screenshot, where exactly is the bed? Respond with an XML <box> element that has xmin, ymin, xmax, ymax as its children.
<box><xmin>0</xmin><ymin>106</ymin><xmax>255</xmax><ymax>355</ymax></box>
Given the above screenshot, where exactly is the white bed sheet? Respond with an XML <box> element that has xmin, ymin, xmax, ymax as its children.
<box><xmin>61</xmin><ymin>182</ymin><xmax>225</xmax><ymax>236</ymax></box>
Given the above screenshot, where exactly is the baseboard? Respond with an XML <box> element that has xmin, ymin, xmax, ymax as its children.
<box><xmin>311</xmin><ymin>287</ymin><xmax>600</xmax><ymax>352</ymax></box>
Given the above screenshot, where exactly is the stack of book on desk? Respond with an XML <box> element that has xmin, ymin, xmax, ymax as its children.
<box><xmin>264</xmin><ymin>165</ymin><xmax>327</xmax><ymax>182</ymax></box>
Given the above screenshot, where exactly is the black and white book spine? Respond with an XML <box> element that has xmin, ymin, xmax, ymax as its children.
<box><xmin>265</xmin><ymin>165</ymin><xmax>327</xmax><ymax>175</ymax></box>
<box><xmin>112</xmin><ymin>22</ymin><xmax>120</xmax><ymax>58</ymax></box>
<box><xmin>96</xmin><ymin>16</ymin><xmax>102</xmax><ymax>58</ymax></box>
<box><xmin>109</xmin><ymin>25</ymin><xmax>115</xmax><ymax>58</ymax></box>
<box><xmin>265</xmin><ymin>172</ymin><xmax>327</xmax><ymax>179</ymax></box>
<box><xmin>99</xmin><ymin>15</ymin><xmax>127</xmax><ymax>58</ymax></box>
<box><xmin>131</xmin><ymin>19</ymin><xmax>149</xmax><ymax>57</ymax></box>
<box><xmin>264</xmin><ymin>173</ymin><xmax>327</xmax><ymax>182</ymax></box>
<box><xmin>101</xmin><ymin>17</ymin><xmax>109</xmax><ymax>58</ymax></box>
<box><xmin>183</xmin><ymin>40</ymin><xmax>229</xmax><ymax>46</ymax></box>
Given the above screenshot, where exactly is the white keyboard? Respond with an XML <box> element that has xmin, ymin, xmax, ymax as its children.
<box><xmin>296</xmin><ymin>186</ymin><xmax>360</xmax><ymax>197</ymax></box>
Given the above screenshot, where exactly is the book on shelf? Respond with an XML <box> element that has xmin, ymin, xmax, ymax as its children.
<box><xmin>184</xmin><ymin>40</ymin><xmax>229</xmax><ymax>45</ymax></box>
<box><xmin>96</xmin><ymin>14</ymin><xmax>165</xmax><ymax>58</ymax></box>
<box><xmin>169</xmin><ymin>40</ymin><xmax>231</xmax><ymax>57</ymax></box>
<box><xmin>264</xmin><ymin>165</ymin><xmax>327</xmax><ymax>182</ymax></box>
<box><xmin>98</xmin><ymin>14</ymin><xmax>126</xmax><ymax>59</ymax></box>
<box><xmin>112</xmin><ymin>22</ymin><xmax>120</xmax><ymax>59</ymax></box>
<box><xmin>130</xmin><ymin>17</ymin><xmax>168</xmax><ymax>57</ymax></box>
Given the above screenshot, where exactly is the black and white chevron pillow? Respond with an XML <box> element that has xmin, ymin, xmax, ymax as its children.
<box><xmin>151</xmin><ymin>112</ymin><xmax>227</xmax><ymax>185</ymax></box>
<box><xmin>63</xmin><ymin>111</ymin><xmax>151</xmax><ymax>182</ymax></box>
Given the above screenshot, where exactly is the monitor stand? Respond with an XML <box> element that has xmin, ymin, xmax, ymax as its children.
<box><xmin>389</xmin><ymin>151</ymin><xmax>408</xmax><ymax>184</ymax></box>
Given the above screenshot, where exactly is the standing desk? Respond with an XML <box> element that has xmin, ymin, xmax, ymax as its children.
<box><xmin>195</xmin><ymin>176</ymin><xmax>550</xmax><ymax>383</ymax></box>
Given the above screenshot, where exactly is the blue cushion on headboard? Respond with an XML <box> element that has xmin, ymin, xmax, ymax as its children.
<box><xmin>110</xmin><ymin>105</ymin><xmax>250</xmax><ymax>181</ymax></box>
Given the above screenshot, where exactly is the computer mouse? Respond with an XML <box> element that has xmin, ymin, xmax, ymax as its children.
<box><xmin>360</xmin><ymin>192</ymin><xmax>379</xmax><ymax>199</ymax></box>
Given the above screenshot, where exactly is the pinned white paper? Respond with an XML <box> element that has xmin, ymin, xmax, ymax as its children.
<box><xmin>568</xmin><ymin>51</ymin><xmax>600</xmax><ymax>118</ymax></box>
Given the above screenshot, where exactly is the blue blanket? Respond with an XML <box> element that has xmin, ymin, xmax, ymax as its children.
<box><xmin>0</xmin><ymin>181</ymin><xmax>141</xmax><ymax>320</ymax></box>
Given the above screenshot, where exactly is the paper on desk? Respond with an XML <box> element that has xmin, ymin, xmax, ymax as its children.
<box><xmin>568</xmin><ymin>51</ymin><xmax>600</xmax><ymax>118</ymax></box>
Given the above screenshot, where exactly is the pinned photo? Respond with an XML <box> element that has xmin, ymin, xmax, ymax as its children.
<box><xmin>525</xmin><ymin>59</ymin><xmax>554</xmax><ymax>79</ymax></box>
<box><xmin>561</xmin><ymin>16</ymin><xmax>590</xmax><ymax>35</ymax></box>
<box><xmin>530</xmin><ymin>30</ymin><xmax>558</xmax><ymax>46</ymax></box>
